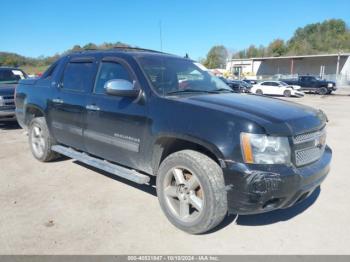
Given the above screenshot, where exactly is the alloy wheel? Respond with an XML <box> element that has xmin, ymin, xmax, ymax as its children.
<box><xmin>163</xmin><ymin>167</ymin><xmax>204</xmax><ymax>223</ymax></box>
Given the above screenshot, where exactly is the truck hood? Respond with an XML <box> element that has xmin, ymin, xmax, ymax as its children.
<box><xmin>0</xmin><ymin>83</ymin><xmax>16</xmax><ymax>96</ymax></box>
<box><xmin>182</xmin><ymin>93</ymin><xmax>326</xmax><ymax>136</ymax></box>
<box><xmin>321</xmin><ymin>80</ymin><xmax>336</xmax><ymax>85</ymax></box>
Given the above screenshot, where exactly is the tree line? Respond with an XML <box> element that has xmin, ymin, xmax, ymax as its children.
<box><xmin>0</xmin><ymin>42</ymin><xmax>130</xmax><ymax>68</ymax></box>
<box><xmin>203</xmin><ymin>19</ymin><xmax>350</xmax><ymax>69</ymax></box>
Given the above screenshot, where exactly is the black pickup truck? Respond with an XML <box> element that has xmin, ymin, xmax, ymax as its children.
<box><xmin>280</xmin><ymin>75</ymin><xmax>336</xmax><ymax>95</ymax></box>
<box><xmin>15</xmin><ymin>48</ymin><xmax>332</xmax><ymax>234</ymax></box>
<box><xmin>0</xmin><ymin>67</ymin><xmax>27</xmax><ymax>121</ymax></box>
<box><xmin>218</xmin><ymin>77</ymin><xmax>251</xmax><ymax>93</ymax></box>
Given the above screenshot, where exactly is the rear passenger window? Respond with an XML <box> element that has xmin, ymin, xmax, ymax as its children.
<box><xmin>62</xmin><ymin>62</ymin><xmax>95</xmax><ymax>92</ymax></box>
<box><xmin>94</xmin><ymin>62</ymin><xmax>131</xmax><ymax>94</ymax></box>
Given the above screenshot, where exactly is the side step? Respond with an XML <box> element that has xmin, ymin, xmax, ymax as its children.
<box><xmin>51</xmin><ymin>145</ymin><xmax>150</xmax><ymax>184</ymax></box>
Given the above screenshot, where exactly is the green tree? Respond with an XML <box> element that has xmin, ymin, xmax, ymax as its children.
<box><xmin>203</xmin><ymin>45</ymin><xmax>228</xmax><ymax>68</ymax></box>
<box><xmin>230</xmin><ymin>19</ymin><xmax>350</xmax><ymax>58</ymax></box>
<box><xmin>71</xmin><ymin>45</ymin><xmax>83</xmax><ymax>51</ymax></box>
<box><xmin>287</xmin><ymin>19</ymin><xmax>350</xmax><ymax>54</ymax></box>
<box><xmin>83</xmin><ymin>43</ymin><xmax>98</xmax><ymax>50</ymax></box>
<box><xmin>246</xmin><ymin>45</ymin><xmax>259</xmax><ymax>58</ymax></box>
<box><xmin>267</xmin><ymin>39</ymin><xmax>287</xmax><ymax>56</ymax></box>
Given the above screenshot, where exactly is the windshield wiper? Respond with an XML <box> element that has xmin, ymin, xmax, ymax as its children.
<box><xmin>166</xmin><ymin>89</ymin><xmax>214</xmax><ymax>95</ymax></box>
<box><xmin>166</xmin><ymin>88</ymin><xmax>234</xmax><ymax>96</ymax></box>
<box><xmin>210</xmin><ymin>88</ymin><xmax>233</xmax><ymax>93</ymax></box>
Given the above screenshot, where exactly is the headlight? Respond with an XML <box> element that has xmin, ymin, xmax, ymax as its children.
<box><xmin>327</xmin><ymin>83</ymin><xmax>333</xmax><ymax>87</ymax></box>
<box><xmin>240</xmin><ymin>133</ymin><xmax>291</xmax><ymax>164</ymax></box>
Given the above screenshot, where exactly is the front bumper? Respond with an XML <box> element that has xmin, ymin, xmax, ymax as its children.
<box><xmin>0</xmin><ymin>108</ymin><xmax>16</xmax><ymax>121</ymax></box>
<box><xmin>223</xmin><ymin>146</ymin><xmax>332</xmax><ymax>215</ymax></box>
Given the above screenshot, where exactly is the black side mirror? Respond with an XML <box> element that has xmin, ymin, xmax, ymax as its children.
<box><xmin>105</xmin><ymin>79</ymin><xmax>141</xmax><ymax>97</ymax></box>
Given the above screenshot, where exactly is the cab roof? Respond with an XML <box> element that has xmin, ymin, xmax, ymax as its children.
<box><xmin>67</xmin><ymin>47</ymin><xmax>183</xmax><ymax>60</ymax></box>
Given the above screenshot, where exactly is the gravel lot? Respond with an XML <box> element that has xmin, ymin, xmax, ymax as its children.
<box><xmin>1</xmin><ymin>91</ymin><xmax>350</xmax><ymax>254</ymax></box>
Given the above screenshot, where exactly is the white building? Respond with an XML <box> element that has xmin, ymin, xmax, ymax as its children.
<box><xmin>226</xmin><ymin>53</ymin><xmax>350</xmax><ymax>85</ymax></box>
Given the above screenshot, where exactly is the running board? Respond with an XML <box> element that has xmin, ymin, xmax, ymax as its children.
<box><xmin>51</xmin><ymin>145</ymin><xmax>150</xmax><ymax>184</ymax></box>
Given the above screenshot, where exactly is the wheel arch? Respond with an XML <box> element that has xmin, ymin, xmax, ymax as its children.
<box><xmin>24</xmin><ymin>104</ymin><xmax>46</xmax><ymax>126</ymax></box>
<box><xmin>151</xmin><ymin>134</ymin><xmax>225</xmax><ymax>175</ymax></box>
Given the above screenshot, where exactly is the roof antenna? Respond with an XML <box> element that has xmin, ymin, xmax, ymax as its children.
<box><xmin>159</xmin><ymin>20</ymin><xmax>163</xmax><ymax>52</ymax></box>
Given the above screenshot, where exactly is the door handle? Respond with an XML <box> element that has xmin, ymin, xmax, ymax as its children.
<box><xmin>86</xmin><ymin>104</ymin><xmax>100</xmax><ymax>111</ymax></box>
<box><xmin>52</xmin><ymin>98</ymin><xmax>64</xmax><ymax>104</ymax></box>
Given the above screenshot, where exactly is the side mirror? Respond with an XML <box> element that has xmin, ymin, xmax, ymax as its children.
<box><xmin>105</xmin><ymin>79</ymin><xmax>141</xmax><ymax>97</ymax></box>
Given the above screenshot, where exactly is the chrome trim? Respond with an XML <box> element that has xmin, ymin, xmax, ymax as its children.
<box><xmin>293</xmin><ymin>127</ymin><xmax>326</xmax><ymax>144</ymax></box>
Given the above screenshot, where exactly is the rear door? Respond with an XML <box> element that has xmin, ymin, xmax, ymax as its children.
<box><xmin>260</xmin><ymin>82</ymin><xmax>273</xmax><ymax>94</ymax></box>
<box><xmin>49</xmin><ymin>56</ymin><xmax>97</xmax><ymax>150</ymax></box>
<box><xmin>84</xmin><ymin>56</ymin><xmax>149</xmax><ymax>171</ymax></box>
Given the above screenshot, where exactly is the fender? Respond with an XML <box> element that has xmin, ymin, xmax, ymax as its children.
<box><xmin>151</xmin><ymin>132</ymin><xmax>227</xmax><ymax>175</ymax></box>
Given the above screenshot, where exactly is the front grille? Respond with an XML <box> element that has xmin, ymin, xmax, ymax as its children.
<box><xmin>0</xmin><ymin>95</ymin><xmax>15</xmax><ymax>106</ymax></box>
<box><xmin>2</xmin><ymin>95</ymin><xmax>14</xmax><ymax>100</ymax></box>
<box><xmin>293</xmin><ymin>128</ymin><xmax>326</xmax><ymax>166</ymax></box>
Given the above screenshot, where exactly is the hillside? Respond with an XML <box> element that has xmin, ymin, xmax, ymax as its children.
<box><xmin>232</xmin><ymin>19</ymin><xmax>350</xmax><ymax>58</ymax></box>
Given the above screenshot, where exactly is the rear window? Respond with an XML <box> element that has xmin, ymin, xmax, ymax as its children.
<box><xmin>62</xmin><ymin>62</ymin><xmax>95</xmax><ymax>92</ymax></box>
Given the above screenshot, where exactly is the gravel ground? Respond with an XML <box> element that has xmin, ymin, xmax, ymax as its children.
<box><xmin>0</xmin><ymin>91</ymin><xmax>350</xmax><ymax>254</ymax></box>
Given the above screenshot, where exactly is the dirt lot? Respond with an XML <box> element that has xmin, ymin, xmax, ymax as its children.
<box><xmin>1</xmin><ymin>92</ymin><xmax>350</xmax><ymax>255</ymax></box>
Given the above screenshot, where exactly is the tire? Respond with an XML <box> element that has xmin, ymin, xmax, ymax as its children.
<box><xmin>28</xmin><ymin>117</ymin><xmax>59</xmax><ymax>162</ymax></box>
<box><xmin>318</xmin><ymin>87</ymin><xmax>328</xmax><ymax>95</ymax></box>
<box><xmin>156</xmin><ymin>150</ymin><xmax>227</xmax><ymax>234</ymax></box>
<box><xmin>255</xmin><ymin>89</ymin><xmax>263</xmax><ymax>95</ymax></box>
<box><xmin>283</xmin><ymin>90</ymin><xmax>292</xmax><ymax>97</ymax></box>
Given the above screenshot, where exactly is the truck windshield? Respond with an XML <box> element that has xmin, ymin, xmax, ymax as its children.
<box><xmin>137</xmin><ymin>56</ymin><xmax>231</xmax><ymax>96</ymax></box>
<box><xmin>279</xmin><ymin>81</ymin><xmax>288</xmax><ymax>86</ymax></box>
<box><xmin>0</xmin><ymin>69</ymin><xmax>26</xmax><ymax>84</ymax></box>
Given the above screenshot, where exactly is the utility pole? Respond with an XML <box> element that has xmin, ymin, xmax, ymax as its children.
<box><xmin>159</xmin><ymin>20</ymin><xmax>163</xmax><ymax>52</ymax></box>
<box><xmin>336</xmin><ymin>52</ymin><xmax>340</xmax><ymax>80</ymax></box>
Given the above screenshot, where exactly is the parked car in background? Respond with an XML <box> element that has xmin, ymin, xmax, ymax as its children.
<box><xmin>219</xmin><ymin>77</ymin><xmax>251</xmax><ymax>93</ymax></box>
<box><xmin>0</xmin><ymin>67</ymin><xmax>27</xmax><ymax>121</ymax></box>
<box><xmin>251</xmin><ymin>81</ymin><xmax>304</xmax><ymax>97</ymax></box>
<box><xmin>16</xmin><ymin>48</ymin><xmax>331</xmax><ymax>234</ymax></box>
<box><xmin>243</xmin><ymin>79</ymin><xmax>258</xmax><ymax>85</ymax></box>
<box><xmin>280</xmin><ymin>75</ymin><xmax>336</xmax><ymax>95</ymax></box>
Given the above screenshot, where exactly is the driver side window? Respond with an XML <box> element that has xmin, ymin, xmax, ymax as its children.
<box><xmin>94</xmin><ymin>61</ymin><xmax>131</xmax><ymax>94</ymax></box>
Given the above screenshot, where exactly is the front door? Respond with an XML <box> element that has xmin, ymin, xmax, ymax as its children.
<box><xmin>84</xmin><ymin>57</ymin><xmax>149</xmax><ymax>171</ymax></box>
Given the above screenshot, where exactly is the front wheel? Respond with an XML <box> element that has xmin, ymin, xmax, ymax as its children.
<box><xmin>156</xmin><ymin>150</ymin><xmax>227</xmax><ymax>234</ymax></box>
<box><xmin>318</xmin><ymin>87</ymin><xmax>328</xmax><ymax>95</ymax></box>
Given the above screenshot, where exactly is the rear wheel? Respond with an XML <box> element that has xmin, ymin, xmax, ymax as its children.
<box><xmin>157</xmin><ymin>150</ymin><xmax>227</xmax><ymax>234</ymax></box>
<box><xmin>255</xmin><ymin>89</ymin><xmax>263</xmax><ymax>95</ymax></box>
<box><xmin>29</xmin><ymin>117</ymin><xmax>60</xmax><ymax>162</ymax></box>
<box><xmin>283</xmin><ymin>90</ymin><xmax>292</xmax><ymax>97</ymax></box>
